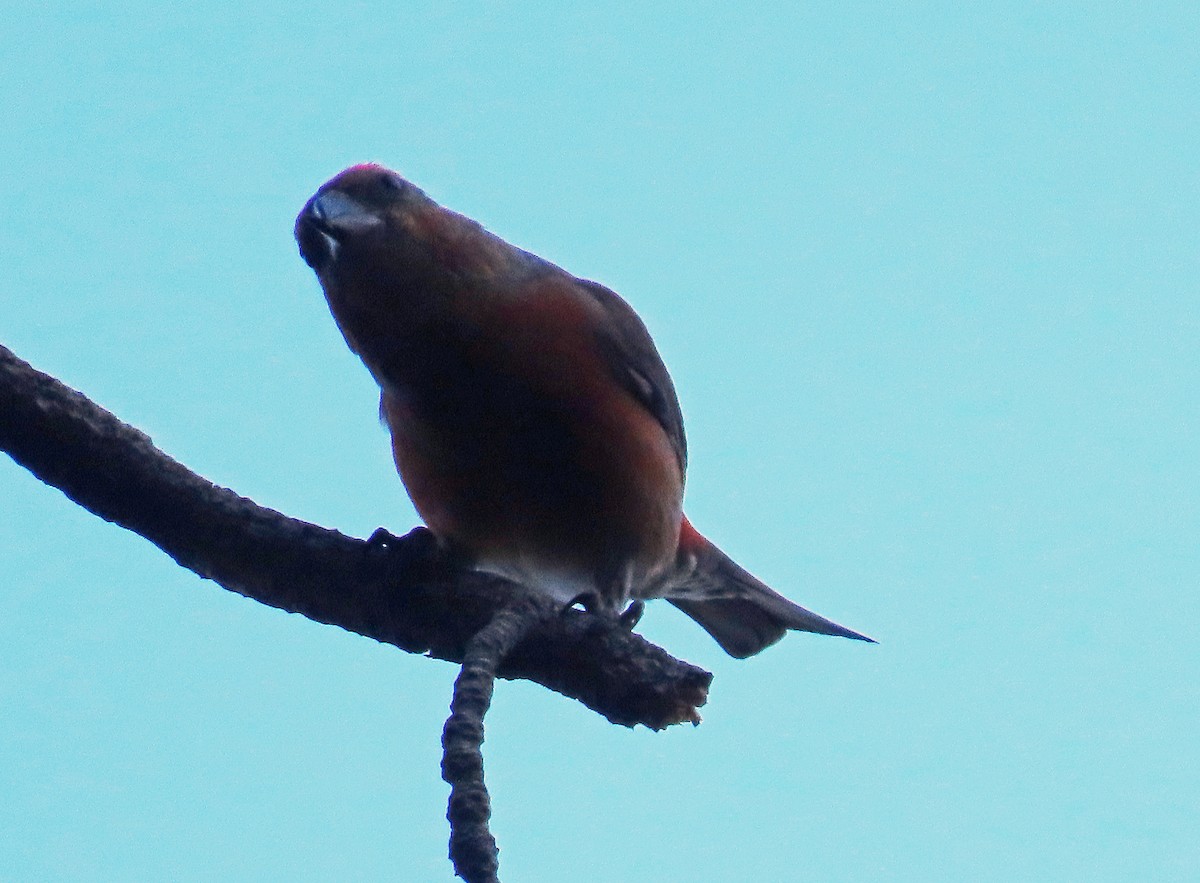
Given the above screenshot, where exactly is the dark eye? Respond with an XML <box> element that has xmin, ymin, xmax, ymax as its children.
<box><xmin>380</xmin><ymin>172</ymin><xmax>405</xmax><ymax>194</ymax></box>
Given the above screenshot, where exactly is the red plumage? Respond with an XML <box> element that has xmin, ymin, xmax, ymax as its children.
<box><xmin>296</xmin><ymin>164</ymin><xmax>872</xmax><ymax>656</ymax></box>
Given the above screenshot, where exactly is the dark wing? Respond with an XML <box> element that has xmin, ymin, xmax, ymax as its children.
<box><xmin>577</xmin><ymin>279</ymin><xmax>687</xmax><ymax>476</ymax></box>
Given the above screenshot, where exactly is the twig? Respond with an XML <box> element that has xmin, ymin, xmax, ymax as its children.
<box><xmin>441</xmin><ymin>595</ymin><xmax>544</xmax><ymax>882</ymax></box>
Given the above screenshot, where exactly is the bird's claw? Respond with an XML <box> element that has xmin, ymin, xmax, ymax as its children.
<box><xmin>619</xmin><ymin>600</ymin><xmax>645</xmax><ymax>630</ymax></box>
<box><xmin>362</xmin><ymin>526</ymin><xmax>442</xmax><ymax>583</ymax></box>
<box><xmin>562</xmin><ymin>591</ymin><xmax>601</xmax><ymax>616</ymax></box>
<box><xmin>367</xmin><ymin>527</ymin><xmax>406</xmax><ymax>550</ymax></box>
<box><xmin>561</xmin><ymin>594</ymin><xmax>643</xmax><ymax>631</ymax></box>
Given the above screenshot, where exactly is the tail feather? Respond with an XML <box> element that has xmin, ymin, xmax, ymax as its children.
<box><xmin>668</xmin><ymin>534</ymin><xmax>875</xmax><ymax>658</ymax></box>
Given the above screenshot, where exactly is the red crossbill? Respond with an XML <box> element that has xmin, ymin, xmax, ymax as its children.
<box><xmin>296</xmin><ymin>164</ymin><xmax>872</xmax><ymax>657</ymax></box>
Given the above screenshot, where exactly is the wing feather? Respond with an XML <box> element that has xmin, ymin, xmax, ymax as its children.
<box><xmin>576</xmin><ymin>279</ymin><xmax>687</xmax><ymax>476</ymax></box>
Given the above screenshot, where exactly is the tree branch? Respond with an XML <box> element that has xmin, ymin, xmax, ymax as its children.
<box><xmin>0</xmin><ymin>343</ymin><xmax>710</xmax><ymax>730</ymax></box>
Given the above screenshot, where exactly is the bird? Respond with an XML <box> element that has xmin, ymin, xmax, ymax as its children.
<box><xmin>295</xmin><ymin>163</ymin><xmax>873</xmax><ymax>657</ymax></box>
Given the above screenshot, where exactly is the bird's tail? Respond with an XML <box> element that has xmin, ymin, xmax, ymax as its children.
<box><xmin>667</xmin><ymin>520</ymin><xmax>875</xmax><ymax>658</ymax></box>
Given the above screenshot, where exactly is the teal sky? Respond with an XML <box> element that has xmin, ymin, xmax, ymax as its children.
<box><xmin>2</xmin><ymin>3</ymin><xmax>1197</xmax><ymax>880</ymax></box>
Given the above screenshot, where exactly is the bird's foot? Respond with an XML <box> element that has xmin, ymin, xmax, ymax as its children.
<box><xmin>561</xmin><ymin>594</ymin><xmax>643</xmax><ymax>632</ymax></box>
<box><xmin>367</xmin><ymin>526</ymin><xmax>408</xmax><ymax>550</ymax></box>
<box><xmin>618</xmin><ymin>600</ymin><xmax>645</xmax><ymax>630</ymax></box>
<box><xmin>563</xmin><ymin>591</ymin><xmax>602</xmax><ymax>615</ymax></box>
<box><xmin>363</xmin><ymin>525</ymin><xmax>443</xmax><ymax>581</ymax></box>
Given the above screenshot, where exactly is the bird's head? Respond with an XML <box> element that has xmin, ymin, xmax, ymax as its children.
<box><xmin>295</xmin><ymin>163</ymin><xmax>427</xmax><ymax>274</ymax></box>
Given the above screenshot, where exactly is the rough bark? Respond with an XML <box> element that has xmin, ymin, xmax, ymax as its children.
<box><xmin>0</xmin><ymin>344</ymin><xmax>710</xmax><ymax>730</ymax></box>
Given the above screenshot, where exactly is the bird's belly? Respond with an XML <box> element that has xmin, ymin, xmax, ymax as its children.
<box><xmin>381</xmin><ymin>378</ymin><xmax>682</xmax><ymax>605</ymax></box>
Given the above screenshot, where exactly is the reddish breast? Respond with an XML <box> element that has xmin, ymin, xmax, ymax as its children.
<box><xmin>382</xmin><ymin>272</ymin><xmax>683</xmax><ymax>585</ymax></box>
